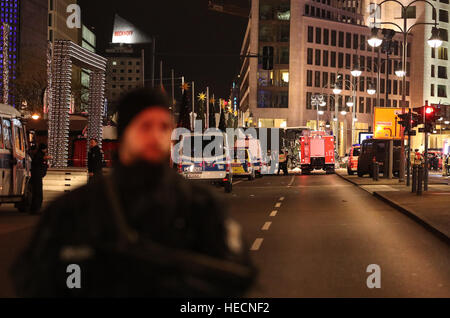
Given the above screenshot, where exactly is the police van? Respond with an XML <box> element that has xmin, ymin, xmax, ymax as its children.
<box><xmin>0</xmin><ymin>104</ymin><xmax>32</xmax><ymax>212</ymax></box>
<box><xmin>176</xmin><ymin>132</ymin><xmax>233</xmax><ymax>193</ymax></box>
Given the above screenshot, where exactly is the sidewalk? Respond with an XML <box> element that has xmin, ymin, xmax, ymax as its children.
<box><xmin>336</xmin><ymin>169</ymin><xmax>450</xmax><ymax>243</ymax></box>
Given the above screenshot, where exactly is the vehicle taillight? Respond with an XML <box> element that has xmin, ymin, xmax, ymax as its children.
<box><xmin>178</xmin><ymin>164</ymin><xmax>182</xmax><ymax>173</ymax></box>
<box><xmin>226</xmin><ymin>163</ymin><xmax>230</xmax><ymax>172</ymax></box>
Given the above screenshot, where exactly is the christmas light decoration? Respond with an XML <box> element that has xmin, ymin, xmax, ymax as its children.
<box><xmin>49</xmin><ymin>40</ymin><xmax>107</xmax><ymax>168</ymax></box>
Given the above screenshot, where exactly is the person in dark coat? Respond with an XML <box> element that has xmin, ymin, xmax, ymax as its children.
<box><xmin>11</xmin><ymin>88</ymin><xmax>255</xmax><ymax>298</ymax></box>
<box><xmin>30</xmin><ymin>144</ymin><xmax>49</xmax><ymax>214</ymax></box>
<box><xmin>88</xmin><ymin>139</ymin><xmax>103</xmax><ymax>182</ymax></box>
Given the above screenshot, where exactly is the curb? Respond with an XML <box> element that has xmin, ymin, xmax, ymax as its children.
<box><xmin>336</xmin><ymin>173</ymin><xmax>450</xmax><ymax>245</ymax></box>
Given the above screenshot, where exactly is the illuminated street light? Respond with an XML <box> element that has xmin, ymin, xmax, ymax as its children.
<box><xmin>445</xmin><ymin>120</ymin><xmax>450</xmax><ymax>125</ymax></box>
<box><xmin>333</xmin><ymin>116</ymin><xmax>338</xmax><ymax>122</ymax></box>
<box><xmin>428</xmin><ymin>27</ymin><xmax>443</xmax><ymax>48</ymax></box>
<box><xmin>367</xmin><ymin>82</ymin><xmax>376</xmax><ymax>95</ymax></box>
<box><xmin>346</xmin><ymin>101</ymin><xmax>354</xmax><ymax>107</ymax></box>
<box><xmin>333</xmin><ymin>84</ymin><xmax>342</xmax><ymax>95</ymax></box>
<box><xmin>395</xmin><ymin>69</ymin><xmax>406</xmax><ymax>77</ymax></box>
<box><xmin>31</xmin><ymin>114</ymin><xmax>40</xmax><ymax>120</ymax></box>
<box><xmin>368</xmin><ymin>28</ymin><xmax>383</xmax><ymax>48</ymax></box>
<box><xmin>340</xmin><ymin>110</ymin><xmax>347</xmax><ymax>115</ymax></box>
<box><xmin>351</xmin><ymin>65</ymin><xmax>362</xmax><ymax>77</ymax></box>
<box><xmin>318</xmin><ymin>110</ymin><xmax>324</xmax><ymax>115</ymax></box>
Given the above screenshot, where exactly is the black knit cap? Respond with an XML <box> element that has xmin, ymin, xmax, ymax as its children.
<box><xmin>117</xmin><ymin>88</ymin><xmax>171</xmax><ymax>138</ymax></box>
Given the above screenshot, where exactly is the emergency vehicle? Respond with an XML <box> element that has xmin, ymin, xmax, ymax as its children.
<box><xmin>0</xmin><ymin>104</ymin><xmax>33</xmax><ymax>212</ymax></box>
<box><xmin>300</xmin><ymin>131</ymin><xmax>336</xmax><ymax>175</ymax></box>
<box><xmin>347</xmin><ymin>144</ymin><xmax>361</xmax><ymax>175</ymax></box>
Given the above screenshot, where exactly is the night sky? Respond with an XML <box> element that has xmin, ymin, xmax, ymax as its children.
<box><xmin>78</xmin><ymin>0</ymin><xmax>248</xmax><ymax>99</ymax></box>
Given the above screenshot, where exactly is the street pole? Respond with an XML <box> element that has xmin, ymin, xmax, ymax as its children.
<box><xmin>171</xmin><ymin>69</ymin><xmax>175</xmax><ymax>110</ymax></box>
<box><xmin>141</xmin><ymin>49</ymin><xmax>145</xmax><ymax>88</ymax></box>
<box><xmin>424</xmin><ymin>130</ymin><xmax>429</xmax><ymax>191</ymax></box>
<box><xmin>399</xmin><ymin>20</ymin><xmax>408</xmax><ymax>184</ymax></box>
<box><xmin>160</xmin><ymin>60</ymin><xmax>163</xmax><ymax>88</ymax></box>
<box><xmin>192</xmin><ymin>81</ymin><xmax>195</xmax><ymax>131</ymax></box>
<box><xmin>206</xmin><ymin>86</ymin><xmax>210</xmax><ymax>129</ymax></box>
<box><xmin>151</xmin><ymin>36</ymin><xmax>156</xmax><ymax>89</ymax></box>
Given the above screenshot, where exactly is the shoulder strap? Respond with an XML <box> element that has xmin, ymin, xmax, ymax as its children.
<box><xmin>103</xmin><ymin>174</ymin><xmax>139</xmax><ymax>246</ymax></box>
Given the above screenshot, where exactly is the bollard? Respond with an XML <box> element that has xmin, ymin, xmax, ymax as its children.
<box><xmin>417</xmin><ymin>165</ymin><xmax>423</xmax><ymax>196</ymax></box>
<box><xmin>412</xmin><ymin>165</ymin><xmax>417</xmax><ymax>193</ymax></box>
<box><xmin>373</xmin><ymin>162</ymin><xmax>379</xmax><ymax>181</ymax></box>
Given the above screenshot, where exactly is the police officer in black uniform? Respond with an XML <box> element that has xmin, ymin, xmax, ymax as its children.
<box><xmin>11</xmin><ymin>89</ymin><xmax>255</xmax><ymax>297</ymax></box>
<box><xmin>30</xmin><ymin>143</ymin><xmax>49</xmax><ymax>214</ymax></box>
<box><xmin>88</xmin><ymin>138</ymin><xmax>103</xmax><ymax>182</ymax></box>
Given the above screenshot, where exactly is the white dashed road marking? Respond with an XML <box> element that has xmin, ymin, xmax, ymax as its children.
<box><xmin>233</xmin><ymin>180</ymin><xmax>243</xmax><ymax>185</ymax></box>
<box><xmin>279</xmin><ymin>197</ymin><xmax>285</xmax><ymax>201</ymax></box>
<box><xmin>250</xmin><ymin>238</ymin><xmax>264</xmax><ymax>251</ymax></box>
<box><xmin>262</xmin><ymin>222</ymin><xmax>272</xmax><ymax>231</ymax></box>
<box><xmin>288</xmin><ymin>176</ymin><xmax>295</xmax><ymax>187</ymax></box>
<box><xmin>270</xmin><ymin>210</ymin><xmax>278</xmax><ymax>217</ymax></box>
<box><xmin>275</xmin><ymin>202</ymin><xmax>282</xmax><ymax>208</ymax></box>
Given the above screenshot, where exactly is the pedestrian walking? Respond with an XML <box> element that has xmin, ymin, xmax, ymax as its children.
<box><xmin>88</xmin><ymin>138</ymin><xmax>103</xmax><ymax>182</ymax></box>
<box><xmin>30</xmin><ymin>143</ymin><xmax>50</xmax><ymax>214</ymax></box>
<box><xmin>11</xmin><ymin>88</ymin><xmax>255</xmax><ymax>298</ymax></box>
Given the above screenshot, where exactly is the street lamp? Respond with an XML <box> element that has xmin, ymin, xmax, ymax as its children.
<box><xmin>428</xmin><ymin>27</ymin><xmax>443</xmax><ymax>48</ymax></box>
<box><xmin>333</xmin><ymin>85</ymin><xmax>342</xmax><ymax>95</ymax></box>
<box><xmin>367</xmin><ymin>82</ymin><xmax>376</xmax><ymax>95</ymax></box>
<box><xmin>351</xmin><ymin>64</ymin><xmax>362</xmax><ymax>78</ymax></box>
<box><xmin>368</xmin><ymin>28</ymin><xmax>383</xmax><ymax>48</ymax></box>
<box><xmin>369</xmin><ymin>0</ymin><xmax>443</xmax><ymax>185</ymax></box>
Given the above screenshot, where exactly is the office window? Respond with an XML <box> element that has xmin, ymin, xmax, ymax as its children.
<box><xmin>331</xmin><ymin>51</ymin><xmax>336</xmax><ymax>67</ymax></box>
<box><xmin>431</xmin><ymin>65</ymin><xmax>435</xmax><ymax>77</ymax></box>
<box><xmin>316</xmin><ymin>27</ymin><xmax>322</xmax><ymax>44</ymax></box>
<box><xmin>338</xmin><ymin>53</ymin><xmax>344</xmax><ymax>68</ymax></box>
<box><xmin>359</xmin><ymin>97</ymin><xmax>364</xmax><ymax>113</ymax></box>
<box><xmin>360</xmin><ymin>56</ymin><xmax>365</xmax><ymax>70</ymax></box>
<box><xmin>438</xmin><ymin>47</ymin><xmax>448</xmax><ymax>60</ymax></box>
<box><xmin>323</xmin><ymin>50</ymin><xmax>329</xmax><ymax>67</ymax></box>
<box><xmin>323</xmin><ymin>72</ymin><xmax>328</xmax><ymax>87</ymax></box>
<box><xmin>324</xmin><ymin>29</ymin><xmax>329</xmax><ymax>45</ymax></box>
<box><xmin>306</xmin><ymin>92</ymin><xmax>312</xmax><ymax>109</ymax></box>
<box><xmin>440</xmin><ymin>28</ymin><xmax>448</xmax><ymax>41</ymax></box>
<box><xmin>339</xmin><ymin>31</ymin><xmax>344</xmax><ymax>47</ymax></box>
<box><xmin>402</xmin><ymin>6</ymin><xmax>416</xmax><ymax>19</ymax></box>
<box><xmin>330</xmin><ymin>73</ymin><xmax>336</xmax><ymax>86</ymax></box>
<box><xmin>315</xmin><ymin>71</ymin><xmax>321</xmax><ymax>87</ymax></box>
<box><xmin>331</xmin><ymin>30</ymin><xmax>337</xmax><ymax>46</ymax></box>
<box><xmin>438</xmin><ymin>66</ymin><xmax>447</xmax><ymax>79</ymax></box>
<box><xmin>360</xmin><ymin>35</ymin><xmax>366</xmax><ymax>51</ymax></box>
<box><xmin>307</xmin><ymin>70</ymin><xmax>313</xmax><ymax>87</ymax></box>
<box><xmin>393</xmin><ymin>80</ymin><xmax>398</xmax><ymax>95</ymax></box>
<box><xmin>315</xmin><ymin>49</ymin><xmax>321</xmax><ymax>66</ymax></box>
<box><xmin>366</xmin><ymin>98</ymin><xmax>372</xmax><ymax>114</ymax></box>
<box><xmin>359</xmin><ymin>77</ymin><xmax>365</xmax><ymax>92</ymax></box>
<box><xmin>431</xmin><ymin>84</ymin><xmax>435</xmax><ymax>97</ymax></box>
<box><xmin>307</xmin><ymin>48</ymin><xmax>313</xmax><ymax>64</ymax></box>
<box><xmin>353</xmin><ymin>34</ymin><xmax>359</xmax><ymax>50</ymax></box>
<box><xmin>308</xmin><ymin>26</ymin><xmax>314</xmax><ymax>42</ymax></box>
<box><xmin>440</xmin><ymin>9</ymin><xmax>449</xmax><ymax>23</ymax></box>
<box><xmin>432</xmin><ymin>48</ymin><xmax>436</xmax><ymax>58</ymax></box>
<box><xmin>346</xmin><ymin>32</ymin><xmax>351</xmax><ymax>48</ymax></box>
<box><xmin>345</xmin><ymin>53</ymin><xmax>351</xmax><ymax>68</ymax></box>
<box><xmin>438</xmin><ymin>85</ymin><xmax>447</xmax><ymax>97</ymax></box>
<box><xmin>381</xmin><ymin>79</ymin><xmax>385</xmax><ymax>94</ymax></box>
<box><xmin>406</xmin><ymin>81</ymin><xmax>410</xmax><ymax>96</ymax></box>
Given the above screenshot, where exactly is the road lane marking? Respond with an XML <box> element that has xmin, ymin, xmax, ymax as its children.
<box><xmin>262</xmin><ymin>222</ymin><xmax>272</xmax><ymax>231</ymax></box>
<box><xmin>279</xmin><ymin>197</ymin><xmax>285</xmax><ymax>201</ymax></box>
<box><xmin>233</xmin><ymin>180</ymin><xmax>243</xmax><ymax>185</ymax></box>
<box><xmin>275</xmin><ymin>202</ymin><xmax>282</xmax><ymax>208</ymax></box>
<box><xmin>250</xmin><ymin>238</ymin><xmax>264</xmax><ymax>251</ymax></box>
<box><xmin>270</xmin><ymin>210</ymin><xmax>278</xmax><ymax>217</ymax></box>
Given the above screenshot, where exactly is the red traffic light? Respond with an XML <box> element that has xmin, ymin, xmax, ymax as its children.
<box><xmin>425</xmin><ymin>106</ymin><xmax>434</xmax><ymax>115</ymax></box>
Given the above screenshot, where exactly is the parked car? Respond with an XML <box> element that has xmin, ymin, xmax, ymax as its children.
<box><xmin>357</xmin><ymin>139</ymin><xmax>401</xmax><ymax>177</ymax></box>
<box><xmin>347</xmin><ymin>144</ymin><xmax>361</xmax><ymax>175</ymax></box>
<box><xmin>176</xmin><ymin>132</ymin><xmax>233</xmax><ymax>193</ymax></box>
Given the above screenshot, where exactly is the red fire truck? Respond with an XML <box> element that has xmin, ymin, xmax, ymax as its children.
<box><xmin>300</xmin><ymin>131</ymin><xmax>336</xmax><ymax>175</ymax></box>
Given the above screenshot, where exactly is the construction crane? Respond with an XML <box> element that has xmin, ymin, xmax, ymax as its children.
<box><xmin>208</xmin><ymin>0</ymin><xmax>250</xmax><ymax>18</ymax></box>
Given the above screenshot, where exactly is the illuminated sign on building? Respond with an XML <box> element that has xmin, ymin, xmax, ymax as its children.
<box><xmin>112</xmin><ymin>14</ymin><xmax>151</xmax><ymax>44</ymax></box>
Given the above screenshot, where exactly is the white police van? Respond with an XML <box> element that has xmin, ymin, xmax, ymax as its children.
<box><xmin>0</xmin><ymin>104</ymin><xmax>32</xmax><ymax>212</ymax></box>
<box><xmin>177</xmin><ymin>132</ymin><xmax>233</xmax><ymax>193</ymax></box>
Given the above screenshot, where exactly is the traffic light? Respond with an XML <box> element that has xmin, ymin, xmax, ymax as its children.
<box><xmin>413</xmin><ymin>103</ymin><xmax>439</xmax><ymax>133</ymax></box>
<box><xmin>262</xmin><ymin>46</ymin><xmax>274</xmax><ymax>70</ymax></box>
<box><xmin>397</xmin><ymin>112</ymin><xmax>411</xmax><ymax>131</ymax></box>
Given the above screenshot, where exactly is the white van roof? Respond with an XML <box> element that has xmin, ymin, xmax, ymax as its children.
<box><xmin>0</xmin><ymin>104</ymin><xmax>22</xmax><ymax>117</ymax></box>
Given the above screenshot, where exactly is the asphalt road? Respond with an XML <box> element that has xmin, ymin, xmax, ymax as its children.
<box><xmin>0</xmin><ymin>174</ymin><xmax>449</xmax><ymax>298</ymax></box>
<box><xmin>226</xmin><ymin>173</ymin><xmax>450</xmax><ymax>298</ymax></box>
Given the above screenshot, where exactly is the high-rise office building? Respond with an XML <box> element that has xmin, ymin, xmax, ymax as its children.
<box><xmin>239</xmin><ymin>0</ymin><xmax>449</xmax><ymax>153</ymax></box>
